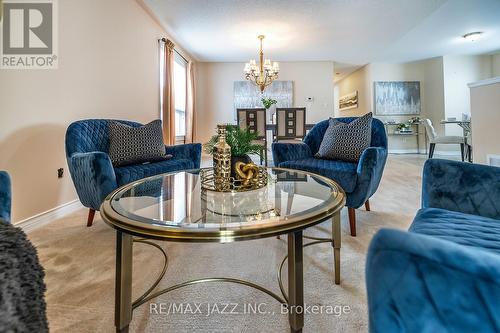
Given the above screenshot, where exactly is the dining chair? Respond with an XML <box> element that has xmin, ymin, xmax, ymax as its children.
<box><xmin>275</xmin><ymin>107</ymin><xmax>306</xmax><ymax>142</ymax></box>
<box><xmin>236</xmin><ymin>108</ymin><xmax>268</xmax><ymax>165</ymax></box>
<box><xmin>465</xmin><ymin>132</ymin><xmax>473</xmax><ymax>162</ymax></box>
<box><xmin>423</xmin><ymin>119</ymin><xmax>465</xmax><ymax>161</ymax></box>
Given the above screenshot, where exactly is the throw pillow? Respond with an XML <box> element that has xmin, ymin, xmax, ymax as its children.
<box><xmin>316</xmin><ymin>112</ymin><xmax>373</xmax><ymax>162</ymax></box>
<box><xmin>109</xmin><ymin>120</ymin><xmax>167</xmax><ymax>166</ymax></box>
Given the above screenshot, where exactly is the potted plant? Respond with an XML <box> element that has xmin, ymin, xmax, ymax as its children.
<box><xmin>262</xmin><ymin>97</ymin><xmax>277</xmax><ymax>123</ymax></box>
<box><xmin>204</xmin><ymin>125</ymin><xmax>263</xmax><ymax>178</ymax></box>
<box><xmin>396</xmin><ymin>122</ymin><xmax>412</xmax><ymax>133</ymax></box>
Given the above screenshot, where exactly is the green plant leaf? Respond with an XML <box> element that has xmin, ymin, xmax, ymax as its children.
<box><xmin>204</xmin><ymin>125</ymin><xmax>264</xmax><ymax>159</ymax></box>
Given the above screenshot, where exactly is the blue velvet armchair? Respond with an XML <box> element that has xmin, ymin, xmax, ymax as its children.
<box><xmin>0</xmin><ymin>171</ymin><xmax>11</xmax><ymax>223</ymax></box>
<box><xmin>272</xmin><ymin>117</ymin><xmax>388</xmax><ymax>236</ymax></box>
<box><xmin>66</xmin><ymin>119</ymin><xmax>201</xmax><ymax>226</ymax></box>
<box><xmin>366</xmin><ymin>159</ymin><xmax>500</xmax><ymax>332</ymax></box>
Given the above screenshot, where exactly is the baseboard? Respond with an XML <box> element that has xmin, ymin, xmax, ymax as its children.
<box><xmin>388</xmin><ymin>149</ymin><xmax>460</xmax><ymax>156</ymax></box>
<box><xmin>433</xmin><ymin>150</ymin><xmax>462</xmax><ymax>156</ymax></box>
<box><xmin>388</xmin><ymin>149</ymin><xmax>425</xmax><ymax>154</ymax></box>
<box><xmin>14</xmin><ymin>199</ymin><xmax>83</xmax><ymax>232</ymax></box>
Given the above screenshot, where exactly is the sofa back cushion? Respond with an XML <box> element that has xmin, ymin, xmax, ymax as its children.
<box><xmin>109</xmin><ymin>119</ymin><xmax>167</xmax><ymax>166</ymax></box>
<box><xmin>304</xmin><ymin>115</ymin><xmax>387</xmax><ymax>156</ymax></box>
<box><xmin>65</xmin><ymin>119</ymin><xmax>142</xmax><ymax>157</ymax></box>
<box><xmin>316</xmin><ymin>112</ymin><xmax>373</xmax><ymax>162</ymax></box>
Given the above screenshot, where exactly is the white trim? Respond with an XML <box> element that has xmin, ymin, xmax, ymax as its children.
<box><xmin>14</xmin><ymin>200</ymin><xmax>83</xmax><ymax>232</ymax></box>
<box><xmin>432</xmin><ymin>150</ymin><xmax>461</xmax><ymax>156</ymax></box>
<box><xmin>388</xmin><ymin>149</ymin><xmax>460</xmax><ymax>156</ymax></box>
<box><xmin>468</xmin><ymin>77</ymin><xmax>500</xmax><ymax>88</ymax></box>
<box><xmin>487</xmin><ymin>154</ymin><xmax>500</xmax><ymax>167</ymax></box>
<box><xmin>388</xmin><ymin>149</ymin><xmax>424</xmax><ymax>154</ymax></box>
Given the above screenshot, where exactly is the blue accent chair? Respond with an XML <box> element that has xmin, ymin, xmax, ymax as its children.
<box><xmin>366</xmin><ymin>159</ymin><xmax>500</xmax><ymax>332</ymax></box>
<box><xmin>272</xmin><ymin>117</ymin><xmax>388</xmax><ymax>236</ymax></box>
<box><xmin>0</xmin><ymin>171</ymin><xmax>11</xmax><ymax>223</ymax></box>
<box><xmin>65</xmin><ymin>119</ymin><xmax>202</xmax><ymax>226</ymax></box>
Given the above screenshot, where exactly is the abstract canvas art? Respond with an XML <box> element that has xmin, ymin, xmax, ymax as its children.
<box><xmin>339</xmin><ymin>91</ymin><xmax>358</xmax><ymax>111</ymax></box>
<box><xmin>374</xmin><ymin>81</ymin><xmax>421</xmax><ymax>115</ymax></box>
<box><xmin>234</xmin><ymin>81</ymin><xmax>293</xmax><ymax>117</ymax></box>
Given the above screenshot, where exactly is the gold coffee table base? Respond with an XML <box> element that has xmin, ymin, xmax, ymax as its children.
<box><xmin>126</xmin><ymin>227</ymin><xmax>340</xmax><ymax>333</ymax></box>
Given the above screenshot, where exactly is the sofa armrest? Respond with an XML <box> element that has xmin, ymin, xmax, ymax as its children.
<box><xmin>367</xmin><ymin>229</ymin><xmax>500</xmax><ymax>333</ymax></box>
<box><xmin>0</xmin><ymin>171</ymin><xmax>11</xmax><ymax>223</ymax></box>
<box><xmin>422</xmin><ymin>159</ymin><xmax>500</xmax><ymax>219</ymax></box>
<box><xmin>68</xmin><ymin>152</ymin><xmax>117</xmax><ymax>211</ymax></box>
<box><xmin>165</xmin><ymin>143</ymin><xmax>202</xmax><ymax>169</ymax></box>
<box><xmin>349</xmin><ymin>147</ymin><xmax>388</xmax><ymax>208</ymax></box>
<box><xmin>271</xmin><ymin>142</ymin><xmax>312</xmax><ymax>166</ymax></box>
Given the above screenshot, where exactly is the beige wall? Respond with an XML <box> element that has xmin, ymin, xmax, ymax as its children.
<box><xmin>421</xmin><ymin>57</ymin><xmax>446</xmax><ymax>138</ymax></box>
<box><xmin>195</xmin><ymin>61</ymin><xmax>335</xmax><ymax>145</ymax></box>
<box><xmin>334</xmin><ymin>66</ymin><xmax>370</xmax><ymax>117</ymax></box>
<box><xmin>469</xmin><ymin>80</ymin><xmax>500</xmax><ymax>164</ymax></box>
<box><xmin>442</xmin><ymin>55</ymin><xmax>492</xmax><ymax>136</ymax></box>
<box><xmin>334</xmin><ymin>58</ymin><xmax>445</xmax><ymax>152</ymax></box>
<box><xmin>0</xmin><ymin>0</ymin><xmax>189</xmax><ymax>222</ymax></box>
<box><xmin>492</xmin><ymin>52</ymin><xmax>500</xmax><ymax>76</ymax></box>
<box><xmin>334</xmin><ymin>54</ymin><xmax>498</xmax><ymax>156</ymax></box>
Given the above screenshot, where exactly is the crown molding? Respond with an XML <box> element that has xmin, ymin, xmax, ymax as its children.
<box><xmin>468</xmin><ymin>76</ymin><xmax>500</xmax><ymax>88</ymax></box>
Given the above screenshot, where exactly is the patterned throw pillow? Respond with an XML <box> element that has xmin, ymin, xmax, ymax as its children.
<box><xmin>109</xmin><ymin>120</ymin><xmax>167</xmax><ymax>166</ymax></box>
<box><xmin>316</xmin><ymin>113</ymin><xmax>373</xmax><ymax>162</ymax></box>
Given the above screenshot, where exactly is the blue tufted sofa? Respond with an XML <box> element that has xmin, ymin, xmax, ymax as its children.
<box><xmin>366</xmin><ymin>159</ymin><xmax>500</xmax><ymax>332</ymax></box>
<box><xmin>0</xmin><ymin>171</ymin><xmax>11</xmax><ymax>223</ymax></box>
<box><xmin>272</xmin><ymin>117</ymin><xmax>388</xmax><ymax>236</ymax></box>
<box><xmin>65</xmin><ymin>119</ymin><xmax>201</xmax><ymax>226</ymax></box>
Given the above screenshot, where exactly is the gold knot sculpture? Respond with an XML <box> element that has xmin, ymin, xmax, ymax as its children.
<box><xmin>234</xmin><ymin>162</ymin><xmax>260</xmax><ymax>186</ymax></box>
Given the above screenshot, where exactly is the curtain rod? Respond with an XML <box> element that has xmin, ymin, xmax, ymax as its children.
<box><xmin>159</xmin><ymin>38</ymin><xmax>189</xmax><ymax>63</ymax></box>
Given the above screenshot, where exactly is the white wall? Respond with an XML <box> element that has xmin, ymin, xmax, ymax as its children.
<box><xmin>442</xmin><ymin>55</ymin><xmax>492</xmax><ymax>136</ymax></box>
<box><xmin>195</xmin><ymin>61</ymin><xmax>335</xmax><ymax>144</ymax></box>
<box><xmin>0</xmin><ymin>0</ymin><xmax>190</xmax><ymax>222</ymax></box>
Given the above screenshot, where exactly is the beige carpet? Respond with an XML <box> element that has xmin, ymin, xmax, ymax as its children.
<box><xmin>27</xmin><ymin>155</ymin><xmax>429</xmax><ymax>333</ymax></box>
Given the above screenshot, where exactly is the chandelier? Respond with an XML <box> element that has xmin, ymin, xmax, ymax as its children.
<box><xmin>244</xmin><ymin>35</ymin><xmax>279</xmax><ymax>93</ymax></box>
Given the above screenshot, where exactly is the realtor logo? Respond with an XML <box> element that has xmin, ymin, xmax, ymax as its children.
<box><xmin>1</xmin><ymin>0</ymin><xmax>58</xmax><ymax>69</ymax></box>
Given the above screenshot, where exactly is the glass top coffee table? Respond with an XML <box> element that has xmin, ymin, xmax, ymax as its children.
<box><xmin>101</xmin><ymin>167</ymin><xmax>345</xmax><ymax>333</ymax></box>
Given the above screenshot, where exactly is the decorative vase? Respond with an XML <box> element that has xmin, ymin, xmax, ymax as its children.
<box><xmin>230</xmin><ymin>154</ymin><xmax>252</xmax><ymax>179</ymax></box>
<box><xmin>213</xmin><ymin>124</ymin><xmax>231</xmax><ymax>191</ymax></box>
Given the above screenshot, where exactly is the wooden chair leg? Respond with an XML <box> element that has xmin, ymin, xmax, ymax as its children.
<box><xmin>87</xmin><ymin>209</ymin><xmax>96</xmax><ymax>227</ymax></box>
<box><xmin>460</xmin><ymin>143</ymin><xmax>465</xmax><ymax>162</ymax></box>
<box><xmin>348</xmin><ymin>208</ymin><xmax>356</xmax><ymax>237</ymax></box>
<box><xmin>365</xmin><ymin>200</ymin><xmax>371</xmax><ymax>211</ymax></box>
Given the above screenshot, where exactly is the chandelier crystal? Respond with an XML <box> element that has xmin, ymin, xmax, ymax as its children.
<box><xmin>244</xmin><ymin>35</ymin><xmax>279</xmax><ymax>93</ymax></box>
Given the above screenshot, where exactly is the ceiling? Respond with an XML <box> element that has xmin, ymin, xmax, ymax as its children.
<box><xmin>144</xmin><ymin>0</ymin><xmax>500</xmax><ymax>65</ymax></box>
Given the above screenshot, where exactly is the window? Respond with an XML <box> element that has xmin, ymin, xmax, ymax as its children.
<box><xmin>174</xmin><ymin>53</ymin><xmax>187</xmax><ymax>137</ymax></box>
<box><xmin>159</xmin><ymin>47</ymin><xmax>187</xmax><ymax>139</ymax></box>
